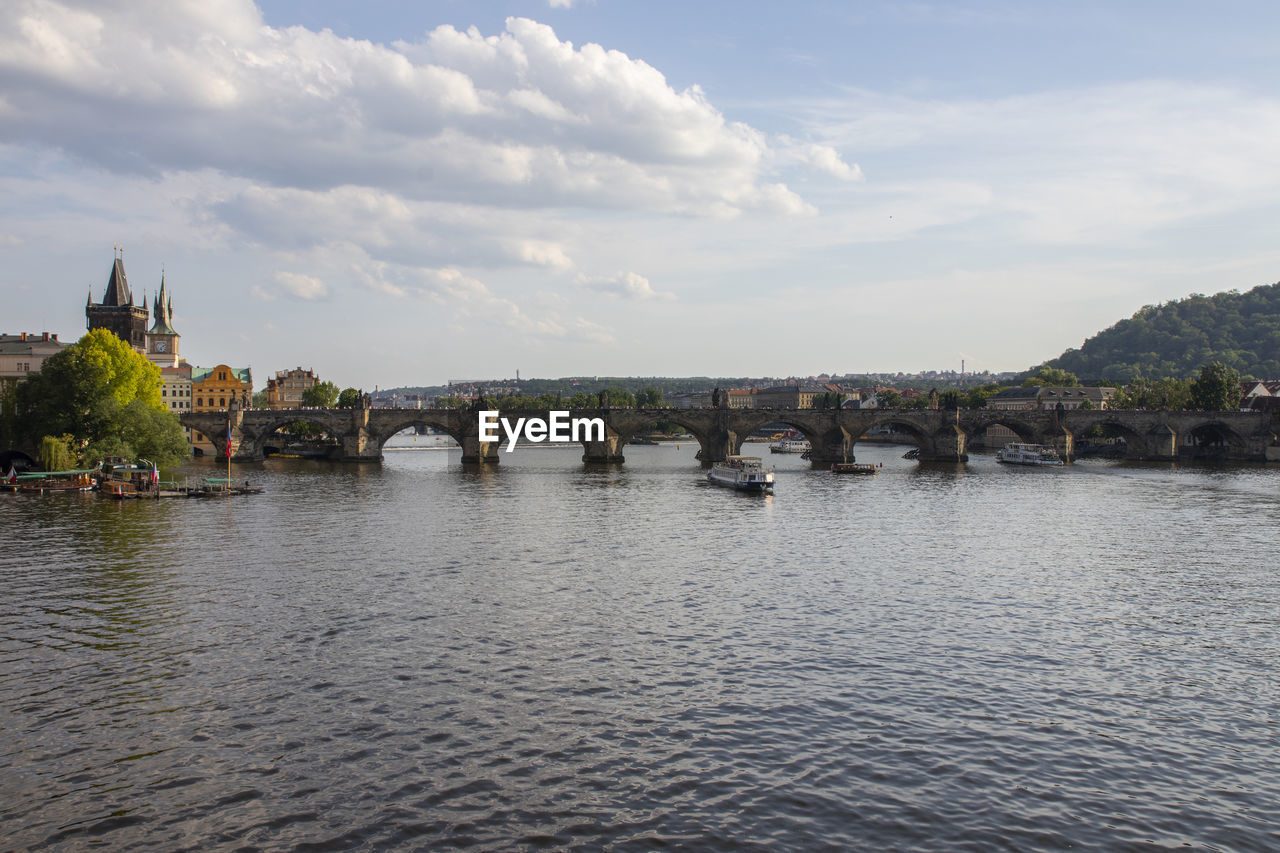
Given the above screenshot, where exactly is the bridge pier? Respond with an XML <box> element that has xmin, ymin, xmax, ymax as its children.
<box><xmin>1147</xmin><ymin>425</ymin><xmax>1178</xmax><ymax>461</ymax></box>
<box><xmin>581</xmin><ymin>429</ymin><xmax>625</xmax><ymax>463</ymax></box>
<box><xmin>917</xmin><ymin>425</ymin><xmax>968</xmax><ymax>463</ymax></box>
<box><xmin>691</xmin><ymin>415</ymin><xmax>745</xmax><ymax>464</ymax></box>
<box><xmin>458</xmin><ymin>433</ymin><xmax>501</xmax><ymax>464</ymax></box>
<box><xmin>806</xmin><ymin>426</ymin><xmax>854</xmax><ymax>466</ymax></box>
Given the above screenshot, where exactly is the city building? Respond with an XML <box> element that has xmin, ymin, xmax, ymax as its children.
<box><xmin>190</xmin><ymin>364</ymin><xmax>252</xmax><ymax>455</ymax></box>
<box><xmin>753</xmin><ymin>384</ymin><xmax>826</xmax><ymax>409</ymax></box>
<box><xmin>0</xmin><ymin>332</ymin><xmax>68</xmax><ymax>380</ymax></box>
<box><xmin>86</xmin><ymin>251</ymin><xmax>148</xmax><ymax>353</ymax></box>
<box><xmin>984</xmin><ymin>386</ymin><xmax>1116</xmax><ymax>447</ymax></box>
<box><xmin>264</xmin><ymin>367</ymin><xmax>319</xmax><ymax>409</ymax></box>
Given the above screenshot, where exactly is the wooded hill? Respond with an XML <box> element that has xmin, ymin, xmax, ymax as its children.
<box><xmin>1047</xmin><ymin>282</ymin><xmax>1280</xmax><ymax>381</ymax></box>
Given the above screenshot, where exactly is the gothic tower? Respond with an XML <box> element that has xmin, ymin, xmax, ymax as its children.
<box><xmin>86</xmin><ymin>248</ymin><xmax>148</xmax><ymax>353</ymax></box>
<box><xmin>146</xmin><ymin>271</ymin><xmax>180</xmax><ymax>367</ymax></box>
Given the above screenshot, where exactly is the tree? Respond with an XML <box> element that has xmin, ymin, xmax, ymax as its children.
<box><xmin>635</xmin><ymin>386</ymin><xmax>666</xmax><ymax>408</ymax></box>
<box><xmin>16</xmin><ymin>330</ymin><xmax>167</xmax><ymax>453</ymax></box>
<box><xmin>1023</xmin><ymin>367</ymin><xmax>1080</xmax><ymax>387</ymax></box>
<box><xmin>251</xmin><ymin>390</ymin><xmax>269</xmax><ymax>408</ymax></box>
<box><xmin>1113</xmin><ymin>377</ymin><xmax>1192</xmax><ymax>410</ymax></box>
<box><xmin>336</xmin><ymin>387</ymin><xmax>361</xmax><ymax>409</ymax></box>
<box><xmin>876</xmin><ymin>389</ymin><xmax>904</xmax><ymax>409</ymax></box>
<box><xmin>301</xmin><ymin>380</ymin><xmax>339</xmax><ymax>407</ymax></box>
<box><xmin>39</xmin><ymin>435</ymin><xmax>76</xmax><ymax>471</ymax></box>
<box><xmin>1190</xmin><ymin>362</ymin><xmax>1242</xmax><ymax>411</ymax></box>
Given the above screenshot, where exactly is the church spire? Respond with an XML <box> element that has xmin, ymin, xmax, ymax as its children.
<box><xmin>147</xmin><ymin>269</ymin><xmax>177</xmax><ymax>335</ymax></box>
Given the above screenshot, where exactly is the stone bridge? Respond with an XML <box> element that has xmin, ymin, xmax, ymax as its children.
<box><xmin>180</xmin><ymin>404</ymin><xmax>1279</xmax><ymax>465</ymax></box>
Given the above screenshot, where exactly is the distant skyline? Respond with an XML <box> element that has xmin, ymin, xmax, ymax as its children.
<box><xmin>4</xmin><ymin>1</ymin><xmax>1280</xmax><ymax>388</ymax></box>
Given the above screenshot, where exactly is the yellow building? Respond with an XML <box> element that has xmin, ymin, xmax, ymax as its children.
<box><xmin>190</xmin><ymin>364</ymin><xmax>252</xmax><ymax>455</ymax></box>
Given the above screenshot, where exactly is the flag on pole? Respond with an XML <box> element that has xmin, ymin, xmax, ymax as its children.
<box><xmin>151</xmin><ymin>462</ymin><xmax>159</xmax><ymax>485</ymax></box>
<box><xmin>5</xmin><ymin>466</ymin><xmax>15</xmax><ymax>484</ymax></box>
<box><xmin>225</xmin><ymin>425</ymin><xmax>232</xmax><ymax>458</ymax></box>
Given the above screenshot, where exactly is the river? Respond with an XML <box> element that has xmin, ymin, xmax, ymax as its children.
<box><xmin>2</xmin><ymin>441</ymin><xmax>1278</xmax><ymax>850</ymax></box>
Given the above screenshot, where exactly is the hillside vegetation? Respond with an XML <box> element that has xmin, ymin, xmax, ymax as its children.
<box><xmin>1048</xmin><ymin>283</ymin><xmax>1280</xmax><ymax>381</ymax></box>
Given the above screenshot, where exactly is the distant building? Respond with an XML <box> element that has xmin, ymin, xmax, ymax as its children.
<box><xmin>190</xmin><ymin>365</ymin><xmax>252</xmax><ymax>455</ymax></box>
<box><xmin>86</xmin><ymin>251</ymin><xmax>148</xmax><ymax>353</ymax></box>
<box><xmin>264</xmin><ymin>367</ymin><xmax>319</xmax><ymax>409</ymax></box>
<box><xmin>754</xmin><ymin>385</ymin><xmax>826</xmax><ymax>409</ymax></box>
<box><xmin>0</xmin><ymin>332</ymin><xmax>68</xmax><ymax>380</ymax></box>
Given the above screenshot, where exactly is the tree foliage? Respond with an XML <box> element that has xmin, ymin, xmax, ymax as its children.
<box><xmin>301</xmin><ymin>380</ymin><xmax>339</xmax><ymax>407</ymax></box>
<box><xmin>1189</xmin><ymin>362</ymin><xmax>1242</xmax><ymax>411</ymax></box>
<box><xmin>1047</xmin><ymin>283</ymin><xmax>1280</xmax><ymax>380</ymax></box>
<box><xmin>1022</xmin><ymin>367</ymin><xmax>1080</xmax><ymax>387</ymax></box>
<box><xmin>336</xmin><ymin>387</ymin><xmax>361</xmax><ymax>409</ymax></box>
<box><xmin>1111</xmin><ymin>377</ymin><xmax>1192</xmax><ymax>410</ymax></box>
<box><xmin>39</xmin><ymin>435</ymin><xmax>76</xmax><ymax>471</ymax></box>
<box><xmin>14</xmin><ymin>330</ymin><xmax>188</xmax><ymax>464</ymax></box>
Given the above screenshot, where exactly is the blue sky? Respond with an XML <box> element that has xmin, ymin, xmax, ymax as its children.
<box><xmin>3</xmin><ymin>1</ymin><xmax>1279</xmax><ymax>387</ymax></box>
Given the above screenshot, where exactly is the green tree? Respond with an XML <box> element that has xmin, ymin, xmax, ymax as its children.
<box><xmin>635</xmin><ymin>386</ymin><xmax>666</xmax><ymax>408</ymax></box>
<box><xmin>301</xmin><ymin>380</ymin><xmax>339</xmax><ymax>407</ymax></box>
<box><xmin>336</xmin><ymin>387</ymin><xmax>361</xmax><ymax>409</ymax></box>
<box><xmin>965</xmin><ymin>384</ymin><xmax>1004</xmax><ymax>409</ymax></box>
<box><xmin>17</xmin><ymin>329</ymin><xmax>164</xmax><ymax>451</ymax></box>
<box><xmin>251</xmin><ymin>389</ymin><xmax>269</xmax><ymax>408</ymax></box>
<box><xmin>1190</xmin><ymin>362</ymin><xmax>1242</xmax><ymax>411</ymax></box>
<box><xmin>39</xmin><ymin>435</ymin><xmax>76</xmax><ymax>471</ymax></box>
<box><xmin>1113</xmin><ymin>377</ymin><xmax>1192</xmax><ymax>410</ymax></box>
<box><xmin>876</xmin><ymin>389</ymin><xmax>904</xmax><ymax>409</ymax></box>
<box><xmin>1023</xmin><ymin>367</ymin><xmax>1080</xmax><ymax>387</ymax></box>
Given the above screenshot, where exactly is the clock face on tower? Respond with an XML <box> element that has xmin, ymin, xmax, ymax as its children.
<box><xmin>155</xmin><ymin>341</ymin><xmax>167</xmax><ymax>352</ymax></box>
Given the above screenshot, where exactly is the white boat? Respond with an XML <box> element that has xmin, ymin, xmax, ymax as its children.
<box><xmin>769</xmin><ymin>435</ymin><xmax>810</xmax><ymax>454</ymax></box>
<box><xmin>708</xmin><ymin>456</ymin><xmax>776</xmax><ymax>492</ymax></box>
<box><xmin>995</xmin><ymin>443</ymin><xmax>1064</xmax><ymax>466</ymax></box>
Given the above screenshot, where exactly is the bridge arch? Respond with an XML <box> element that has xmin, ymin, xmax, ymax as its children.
<box><xmin>1181</xmin><ymin>419</ymin><xmax>1249</xmax><ymax>459</ymax></box>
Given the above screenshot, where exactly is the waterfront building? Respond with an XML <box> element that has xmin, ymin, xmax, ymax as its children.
<box><xmin>0</xmin><ymin>332</ymin><xmax>68</xmax><ymax>381</ymax></box>
<box><xmin>264</xmin><ymin>367</ymin><xmax>319</xmax><ymax>409</ymax></box>
<box><xmin>190</xmin><ymin>364</ymin><xmax>252</xmax><ymax>455</ymax></box>
<box><xmin>86</xmin><ymin>251</ymin><xmax>148</xmax><ymax>353</ymax></box>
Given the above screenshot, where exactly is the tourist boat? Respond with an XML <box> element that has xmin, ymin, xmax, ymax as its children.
<box><xmin>830</xmin><ymin>462</ymin><xmax>880</xmax><ymax>475</ymax></box>
<box><xmin>4</xmin><ymin>469</ymin><xmax>97</xmax><ymax>493</ymax></box>
<box><xmin>995</xmin><ymin>443</ymin><xmax>1064</xmax><ymax>466</ymax></box>
<box><xmin>96</xmin><ymin>459</ymin><xmax>160</xmax><ymax>498</ymax></box>
<box><xmin>769</xmin><ymin>432</ymin><xmax>810</xmax><ymax>454</ymax></box>
<box><xmin>707</xmin><ymin>456</ymin><xmax>775</xmax><ymax>492</ymax></box>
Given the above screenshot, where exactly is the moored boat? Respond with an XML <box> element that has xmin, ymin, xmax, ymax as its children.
<box><xmin>995</xmin><ymin>443</ymin><xmax>1064</xmax><ymax>466</ymax></box>
<box><xmin>708</xmin><ymin>456</ymin><xmax>775</xmax><ymax>492</ymax></box>
<box><xmin>769</xmin><ymin>433</ymin><xmax>810</xmax><ymax>454</ymax></box>
<box><xmin>96</xmin><ymin>459</ymin><xmax>160</xmax><ymax>498</ymax></box>
<box><xmin>4</xmin><ymin>469</ymin><xmax>97</xmax><ymax>493</ymax></box>
<box><xmin>830</xmin><ymin>462</ymin><xmax>879</xmax><ymax>474</ymax></box>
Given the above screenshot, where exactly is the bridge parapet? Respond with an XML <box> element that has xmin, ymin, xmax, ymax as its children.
<box><xmin>177</xmin><ymin>406</ymin><xmax>1278</xmax><ymax>465</ymax></box>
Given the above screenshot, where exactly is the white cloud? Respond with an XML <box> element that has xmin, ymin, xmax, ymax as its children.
<box><xmin>273</xmin><ymin>271</ymin><xmax>328</xmax><ymax>301</ymax></box>
<box><xmin>0</xmin><ymin>3</ymin><xmax>817</xmax><ymax>217</ymax></box>
<box><xmin>798</xmin><ymin>81</ymin><xmax>1280</xmax><ymax>244</ymax></box>
<box><xmin>578</xmin><ymin>271</ymin><xmax>673</xmax><ymax>301</ymax></box>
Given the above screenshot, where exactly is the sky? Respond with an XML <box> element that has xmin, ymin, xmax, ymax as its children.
<box><xmin>3</xmin><ymin>1</ymin><xmax>1280</xmax><ymax>389</ymax></box>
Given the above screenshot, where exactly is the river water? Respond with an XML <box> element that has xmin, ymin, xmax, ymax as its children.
<box><xmin>3</xmin><ymin>440</ymin><xmax>1279</xmax><ymax>850</ymax></box>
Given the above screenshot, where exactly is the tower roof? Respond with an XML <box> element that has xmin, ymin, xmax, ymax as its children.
<box><xmin>101</xmin><ymin>257</ymin><xmax>133</xmax><ymax>306</ymax></box>
<box><xmin>148</xmin><ymin>273</ymin><xmax>177</xmax><ymax>335</ymax></box>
